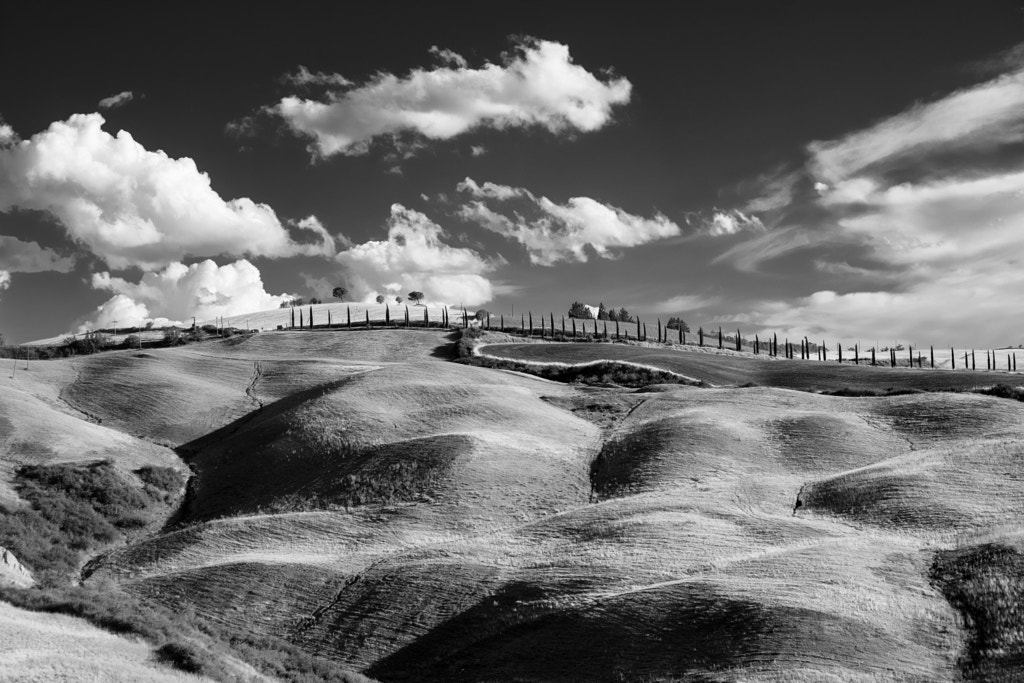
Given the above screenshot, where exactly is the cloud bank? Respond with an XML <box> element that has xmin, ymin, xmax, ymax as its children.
<box><xmin>0</xmin><ymin>235</ymin><xmax>76</xmax><ymax>292</ymax></box>
<box><xmin>716</xmin><ymin>52</ymin><xmax>1024</xmax><ymax>346</ymax></box>
<box><xmin>457</xmin><ymin>177</ymin><xmax>680</xmax><ymax>265</ymax></box>
<box><xmin>0</xmin><ymin>113</ymin><xmax>335</xmax><ymax>269</ymax></box>
<box><xmin>336</xmin><ymin>204</ymin><xmax>495</xmax><ymax>306</ymax></box>
<box><xmin>273</xmin><ymin>38</ymin><xmax>632</xmax><ymax>156</ymax></box>
<box><xmin>84</xmin><ymin>259</ymin><xmax>290</xmax><ymax>330</ymax></box>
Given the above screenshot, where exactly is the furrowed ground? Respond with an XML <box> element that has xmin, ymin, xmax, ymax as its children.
<box><xmin>2</xmin><ymin>322</ymin><xmax>1023</xmax><ymax>681</ymax></box>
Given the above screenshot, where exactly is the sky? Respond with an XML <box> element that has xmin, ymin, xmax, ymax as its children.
<box><xmin>2</xmin><ymin>2</ymin><xmax>1024</xmax><ymax>346</ymax></box>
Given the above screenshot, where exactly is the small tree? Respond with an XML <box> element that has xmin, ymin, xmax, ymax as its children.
<box><xmin>408</xmin><ymin>291</ymin><xmax>425</xmax><ymax>305</ymax></box>
<box><xmin>597</xmin><ymin>302</ymin><xmax>610</xmax><ymax>320</ymax></box>
<box><xmin>375</xmin><ymin>294</ymin><xmax>385</xmax><ymax>304</ymax></box>
<box><xmin>617</xmin><ymin>307</ymin><xmax>632</xmax><ymax>323</ymax></box>
<box><xmin>395</xmin><ymin>296</ymin><xmax>403</xmax><ymax>304</ymax></box>
<box><xmin>332</xmin><ymin>286</ymin><xmax>348</xmax><ymax>301</ymax></box>
<box><xmin>568</xmin><ymin>301</ymin><xmax>591</xmax><ymax>319</ymax></box>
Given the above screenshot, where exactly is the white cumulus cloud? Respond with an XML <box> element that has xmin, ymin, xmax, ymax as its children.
<box><xmin>336</xmin><ymin>204</ymin><xmax>496</xmax><ymax>306</ymax></box>
<box><xmin>0</xmin><ymin>113</ymin><xmax>335</xmax><ymax>269</ymax></box>
<box><xmin>456</xmin><ymin>177</ymin><xmax>680</xmax><ymax>266</ymax></box>
<box><xmin>273</xmin><ymin>38</ymin><xmax>632</xmax><ymax>157</ymax></box>
<box><xmin>84</xmin><ymin>258</ymin><xmax>291</xmax><ymax>330</ymax></box>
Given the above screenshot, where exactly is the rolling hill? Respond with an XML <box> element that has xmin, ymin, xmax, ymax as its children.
<box><xmin>2</xmin><ymin>326</ymin><xmax>1023</xmax><ymax>680</ymax></box>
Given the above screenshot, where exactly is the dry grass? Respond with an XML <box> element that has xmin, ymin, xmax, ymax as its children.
<box><xmin>5</xmin><ymin>327</ymin><xmax>1024</xmax><ymax>681</ymax></box>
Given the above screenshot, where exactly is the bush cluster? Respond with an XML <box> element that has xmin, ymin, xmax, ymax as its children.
<box><xmin>0</xmin><ymin>461</ymin><xmax>182</xmax><ymax>585</ymax></box>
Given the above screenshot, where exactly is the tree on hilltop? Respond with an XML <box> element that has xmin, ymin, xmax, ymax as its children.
<box><xmin>408</xmin><ymin>291</ymin><xmax>425</xmax><ymax>305</ymax></box>
<box><xmin>375</xmin><ymin>294</ymin><xmax>385</xmax><ymax>304</ymax></box>
<box><xmin>666</xmin><ymin>317</ymin><xmax>690</xmax><ymax>332</ymax></box>
<box><xmin>568</xmin><ymin>301</ymin><xmax>591</xmax><ymax>319</ymax></box>
<box><xmin>395</xmin><ymin>295</ymin><xmax>403</xmax><ymax>304</ymax></box>
<box><xmin>332</xmin><ymin>286</ymin><xmax>348</xmax><ymax>301</ymax></box>
<box><xmin>616</xmin><ymin>307</ymin><xmax>633</xmax><ymax>322</ymax></box>
<box><xmin>597</xmin><ymin>303</ymin><xmax>610</xmax><ymax>320</ymax></box>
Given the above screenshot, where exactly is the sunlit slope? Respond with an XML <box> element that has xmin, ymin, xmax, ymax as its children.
<box><xmin>177</xmin><ymin>360</ymin><xmax>598</xmax><ymax>525</ymax></box>
<box><xmin>87</xmin><ymin>346</ymin><xmax>1024</xmax><ymax>680</ymax></box>
<box><xmin>0</xmin><ymin>600</ymin><xmax>220</xmax><ymax>682</ymax></box>
<box><xmin>482</xmin><ymin>340</ymin><xmax>1019</xmax><ymax>391</ymax></box>
<box><xmin>0</xmin><ymin>361</ymin><xmax>183</xmax><ymax>509</ymax></box>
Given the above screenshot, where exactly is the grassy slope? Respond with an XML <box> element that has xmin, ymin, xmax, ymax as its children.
<box><xmin>8</xmin><ymin>329</ymin><xmax>1024</xmax><ymax>681</ymax></box>
<box><xmin>481</xmin><ymin>340</ymin><xmax>1021</xmax><ymax>391</ymax></box>
<box><xmin>0</xmin><ymin>600</ymin><xmax>217</xmax><ymax>682</ymax></box>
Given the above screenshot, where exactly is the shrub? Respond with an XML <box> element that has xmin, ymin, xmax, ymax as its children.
<box><xmin>0</xmin><ymin>461</ymin><xmax>181</xmax><ymax>585</ymax></box>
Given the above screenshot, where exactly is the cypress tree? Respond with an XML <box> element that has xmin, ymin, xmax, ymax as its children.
<box><xmin>309</xmin><ymin>305</ymin><xmax>313</xmax><ymax>328</ymax></box>
<box><xmin>736</xmin><ymin>329</ymin><xmax>741</xmax><ymax>352</ymax></box>
<box><xmin>838</xmin><ymin>343</ymin><xmax>842</xmax><ymax>363</ymax></box>
<box><xmin>300</xmin><ymin>309</ymin><xmax>304</xmax><ymax>328</ymax></box>
<box><xmin>385</xmin><ymin>304</ymin><xmax>390</xmax><ymax>325</ymax></box>
<box><xmin>562</xmin><ymin>316</ymin><xmax>566</xmax><ymax>337</ymax></box>
<box><xmin>699</xmin><ymin>327</ymin><xmax>704</xmax><ymax>346</ymax></box>
<box><xmin>773</xmin><ymin>332</ymin><xmax>777</xmax><ymax>356</ymax></box>
<box><xmin>636</xmin><ymin>318</ymin><xmax>641</xmax><ymax>340</ymax></box>
<box><xmin>679</xmin><ymin>325</ymin><xmax>683</xmax><ymax>344</ymax></box>
<box><xmin>604</xmin><ymin>320</ymin><xmax>608</xmax><ymax>339</ymax></box>
<box><xmin>718</xmin><ymin>327</ymin><xmax>723</xmax><ymax>349</ymax></box>
<box><xmin>657</xmin><ymin>319</ymin><xmax>662</xmax><ymax>343</ymax></box>
<box><xmin>755</xmin><ymin>334</ymin><xmax>759</xmax><ymax>354</ymax></box>
<box><xmin>931</xmin><ymin>346</ymin><xmax>935</xmax><ymax>369</ymax></box>
<box><xmin>500</xmin><ymin>314</ymin><xmax>504</xmax><ymax>331</ymax></box>
<box><xmin>404</xmin><ymin>306</ymin><xmax>410</xmax><ymax>326</ymax></box>
<box><xmin>854</xmin><ymin>343</ymin><xmax>859</xmax><ymax>364</ymax></box>
<box><xmin>615</xmin><ymin>319</ymin><xmax>620</xmax><ymax>340</ymax></box>
<box><xmin>572</xmin><ymin>318</ymin><xmax>577</xmax><ymax>337</ymax></box>
<box><xmin>328</xmin><ymin>310</ymin><xmax>332</xmax><ymax>327</ymax></box>
<box><xmin>909</xmin><ymin>346</ymin><xmax>913</xmax><ymax>365</ymax></box>
<box><xmin>425</xmin><ymin>307</ymin><xmax>430</xmax><ymax>327</ymax></box>
<box><xmin>347</xmin><ymin>306</ymin><xmax>351</xmax><ymax>328</ymax></box>
<box><xmin>521</xmin><ymin>314</ymin><xmax>525</xmax><ymax>333</ymax></box>
<box><xmin>528</xmin><ymin>312</ymin><xmax>533</xmax><ymax>335</ymax></box>
<box><xmin>291</xmin><ymin>307</ymin><xmax>295</xmax><ymax>328</ymax></box>
<box><xmin>972</xmin><ymin>349</ymin><xmax>975</xmax><ymax>370</ymax></box>
<box><xmin>951</xmin><ymin>348</ymin><xmax>955</xmax><ymax>369</ymax></box>
<box><xmin>366</xmin><ymin>310</ymin><xmax>370</xmax><ymax>329</ymax></box>
<box><xmin>871</xmin><ymin>347</ymin><xmax>876</xmax><ymax>365</ymax></box>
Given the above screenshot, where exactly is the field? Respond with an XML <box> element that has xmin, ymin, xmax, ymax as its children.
<box><xmin>2</xmin><ymin>324</ymin><xmax>1023</xmax><ymax>681</ymax></box>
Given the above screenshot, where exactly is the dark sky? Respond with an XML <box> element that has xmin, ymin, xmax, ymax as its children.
<box><xmin>2</xmin><ymin>1</ymin><xmax>1023</xmax><ymax>345</ymax></box>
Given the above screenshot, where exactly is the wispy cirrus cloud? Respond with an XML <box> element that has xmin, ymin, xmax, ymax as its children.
<box><xmin>713</xmin><ymin>45</ymin><xmax>1024</xmax><ymax>345</ymax></box>
<box><xmin>268</xmin><ymin>38</ymin><xmax>632</xmax><ymax>157</ymax></box>
<box><xmin>456</xmin><ymin>177</ymin><xmax>679</xmax><ymax>266</ymax></box>
<box><xmin>98</xmin><ymin>90</ymin><xmax>136</xmax><ymax>110</ymax></box>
